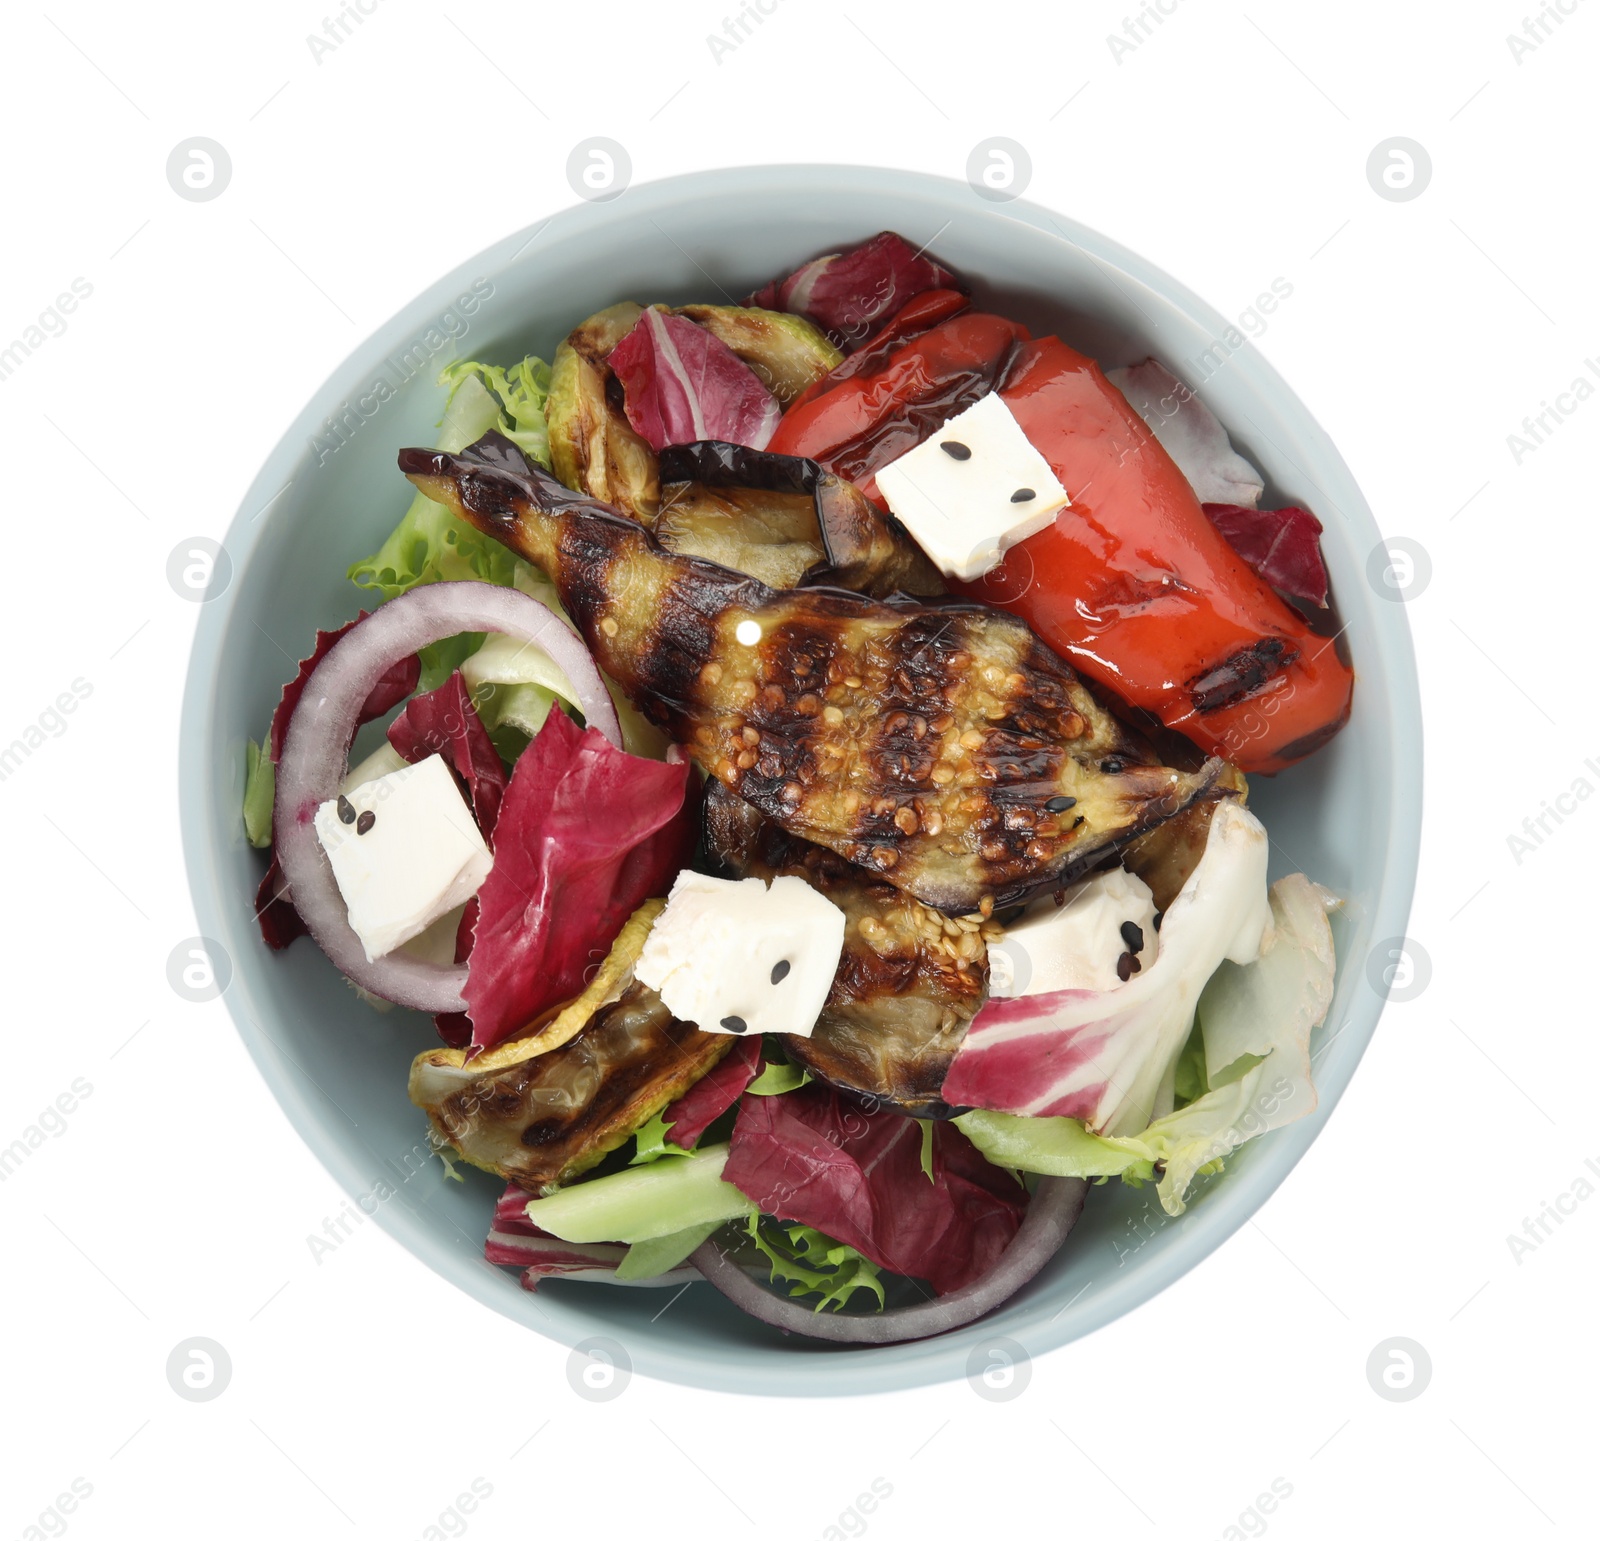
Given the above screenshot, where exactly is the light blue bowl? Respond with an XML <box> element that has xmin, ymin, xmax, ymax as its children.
<box><xmin>180</xmin><ymin>165</ymin><xmax>1421</xmax><ymax>1396</ymax></box>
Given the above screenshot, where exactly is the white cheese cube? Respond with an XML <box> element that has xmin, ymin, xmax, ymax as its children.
<box><xmin>635</xmin><ymin>870</ymin><xmax>846</xmax><ymax>1038</ymax></box>
<box><xmin>874</xmin><ymin>391</ymin><xmax>1070</xmax><ymax>580</ymax></box>
<box><xmin>987</xmin><ymin>867</ymin><xmax>1158</xmax><ymax>997</ymax></box>
<box><xmin>313</xmin><ymin>753</ymin><xmax>493</xmax><ymax>962</ymax></box>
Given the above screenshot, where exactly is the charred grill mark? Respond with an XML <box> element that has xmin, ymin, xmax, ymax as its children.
<box><xmin>407</xmin><ymin>434</ymin><xmax>1221</xmax><ymax>913</ymax></box>
<box><xmin>1188</xmin><ymin>638</ymin><xmax>1298</xmax><ymax>714</ymax></box>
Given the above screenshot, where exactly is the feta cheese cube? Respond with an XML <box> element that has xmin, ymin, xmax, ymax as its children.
<box><xmin>313</xmin><ymin>753</ymin><xmax>493</xmax><ymax>962</ymax></box>
<box><xmin>635</xmin><ymin>870</ymin><xmax>847</xmax><ymax>1038</ymax></box>
<box><xmin>874</xmin><ymin>391</ymin><xmax>1070</xmax><ymax>580</ymax></box>
<box><xmin>987</xmin><ymin>867</ymin><xmax>1158</xmax><ymax>997</ymax></box>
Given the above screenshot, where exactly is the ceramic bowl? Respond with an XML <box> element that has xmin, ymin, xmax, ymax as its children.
<box><xmin>180</xmin><ymin>165</ymin><xmax>1421</xmax><ymax>1396</ymax></box>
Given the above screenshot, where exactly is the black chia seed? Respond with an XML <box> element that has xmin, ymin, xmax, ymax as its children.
<box><xmin>337</xmin><ymin>795</ymin><xmax>356</xmax><ymax>825</ymax></box>
<box><xmin>770</xmin><ymin>960</ymin><xmax>791</xmax><ymax>985</ymax></box>
<box><xmin>355</xmin><ymin>810</ymin><xmax>376</xmax><ymax>836</ymax></box>
<box><xmin>1120</xmin><ymin>920</ymin><xmax>1145</xmax><ymax>955</ymax></box>
<box><xmin>1010</xmin><ymin>487</ymin><xmax>1036</xmax><ymax>502</ymax></box>
<box><xmin>939</xmin><ymin>440</ymin><xmax>971</xmax><ymax>460</ymax></box>
<box><xmin>720</xmin><ymin>1015</ymin><xmax>748</xmax><ymax>1033</ymax></box>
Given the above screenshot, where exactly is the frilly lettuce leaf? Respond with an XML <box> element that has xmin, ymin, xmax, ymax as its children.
<box><xmin>347</xmin><ymin>361</ymin><xmax>551</xmax><ymax>604</ymax></box>
<box><xmin>957</xmin><ymin>873</ymin><xmax>1337</xmax><ymax>1216</ymax></box>
<box><xmin>745</xmin><ymin>1215</ymin><xmax>886</xmax><ymax>1313</ymax></box>
<box><xmin>629</xmin><ymin>1109</ymin><xmax>694</xmax><ymax>1166</ymax></box>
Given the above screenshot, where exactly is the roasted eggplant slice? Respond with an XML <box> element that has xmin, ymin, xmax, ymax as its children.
<box><xmin>704</xmin><ymin>782</ymin><xmax>986</xmax><ymax>1116</ymax></box>
<box><xmin>656</xmin><ymin>449</ymin><xmax>825</xmax><ymax>590</ymax></box>
<box><xmin>671</xmin><ymin>304</ymin><xmax>842</xmax><ymax>405</ymax></box>
<box><xmin>402</xmin><ymin>432</ymin><xmax>1221</xmax><ymax>915</ymax></box>
<box><xmin>546</xmin><ymin>302</ymin><xmax>659</xmax><ymax>522</ymax></box>
<box><xmin>1120</xmin><ymin>763</ymin><xmax>1247</xmax><ymax>911</ymax></box>
<box><xmin>411</xmin><ymin>981</ymin><xmax>732</xmax><ymax>1193</ymax></box>
<box><xmin>656</xmin><ymin>441</ymin><xmax>943</xmax><ymax>598</ymax></box>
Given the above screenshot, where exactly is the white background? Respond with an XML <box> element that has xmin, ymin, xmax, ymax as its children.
<box><xmin>2</xmin><ymin>1</ymin><xmax>1595</xmax><ymax>1536</ymax></box>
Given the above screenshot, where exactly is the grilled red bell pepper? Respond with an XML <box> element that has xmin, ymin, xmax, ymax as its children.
<box><xmin>771</xmin><ymin>326</ymin><xmax>1353</xmax><ymax>774</ymax></box>
<box><xmin>766</xmin><ymin>303</ymin><xmax>1028</xmax><ymax>501</ymax></box>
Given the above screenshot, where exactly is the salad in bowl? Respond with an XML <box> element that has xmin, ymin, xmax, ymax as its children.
<box><xmin>244</xmin><ymin>231</ymin><xmax>1351</xmax><ymax>1344</ymax></box>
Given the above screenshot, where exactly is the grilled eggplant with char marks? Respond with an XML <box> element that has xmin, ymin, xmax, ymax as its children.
<box><xmin>656</xmin><ymin>440</ymin><xmax>944</xmax><ymax>597</ymax></box>
<box><xmin>546</xmin><ymin>302</ymin><xmax>840</xmax><ymax>524</ymax></box>
<box><xmin>546</xmin><ymin>301</ymin><xmax>660</xmax><ymax>522</ymax></box>
<box><xmin>401</xmin><ymin>432</ymin><xmax>1221</xmax><ymax>914</ymax></box>
<box><xmin>411</xmin><ymin>979</ymin><xmax>733</xmax><ymax>1193</ymax></box>
<box><xmin>704</xmin><ymin>781</ymin><xmax>985</xmax><ymax>1116</ymax></box>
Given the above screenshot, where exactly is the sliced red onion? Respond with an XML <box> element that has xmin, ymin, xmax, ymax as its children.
<box><xmin>689</xmin><ymin>1177</ymin><xmax>1087</xmax><ymax>1343</ymax></box>
<box><xmin>273</xmin><ymin>581</ymin><xmax>621</xmax><ymax>1014</ymax></box>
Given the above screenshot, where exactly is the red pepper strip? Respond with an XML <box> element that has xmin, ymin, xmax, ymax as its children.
<box><xmin>767</xmin><ymin>308</ymin><xmax>1029</xmax><ymax>503</ymax></box>
<box><xmin>785</xmin><ymin>288</ymin><xmax>972</xmax><ymax>414</ymax></box>
<box><xmin>955</xmin><ymin>336</ymin><xmax>1352</xmax><ymax>773</ymax></box>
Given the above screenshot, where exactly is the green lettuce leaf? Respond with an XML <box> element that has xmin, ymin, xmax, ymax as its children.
<box><xmin>242</xmin><ymin>739</ymin><xmax>275</xmax><ymax>849</ymax></box>
<box><xmin>628</xmin><ymin>1109</ymin><xmax>694</xmax><ymax>1167</ymax></box>
<box><xmin>743</xmin><ymin>1059</ymin><xmax>811</xmax><ymax>1097</ymax></box>
<box><xmin>615</xmin><ymin>1220</ymin><xmax>720</xmax><ymax>1280</ymax></box>
<box><xmin>523</xmin><ymin>1142</ymin><xmax>753</xmax><ymax>1243</ymax></box>
<box><xmin>746</xmin><ymin>1215</ymin><xmax>886</xmax><ymax>1313</ymax></box>
<box><xmin>347</xmin><ymin>362</ymin><xmax>551</xmax><ymax>603</ymax></box>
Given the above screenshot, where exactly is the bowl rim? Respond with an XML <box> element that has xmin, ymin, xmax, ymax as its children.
<box><xmin>179</xmin><ymin>163</ymin><xmax>1422</xmax><ymax>1397</ymax></box>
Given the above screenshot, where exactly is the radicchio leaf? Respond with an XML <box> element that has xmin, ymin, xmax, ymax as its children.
<box><xmin>1203</xmin><ymin>503</ymin><xmax>1330</xmax><ymax>607</ymax></box>
<box><xmin>254</xmin><ymin>855</ymin><xmax>305</xmax><ymax>951</ymax></box>
<box><xmin>606</xmin><ymin>308</ymin><xmax>781</xmax><ymax>453</ymax></box>
<box><xmin>385</xmin><ymin>671</ymin><xmax>507</xmax><ymax>840</ymax></box>
<box><xmin>486</xmin><ymin>1182</ymin><xmax>688</xmax><ymax>1287</ymax></box>
<box><xmin>267</xmin><ymin>615</ymin><xmax>419</xmax><ymax>763</ymax></box>
<box><xmin>663</xmin><ymin>1038</ymin><xmax>764</xmax><ymax>1150</ymax></box>
<box><xmin>1106</xmin><ymin>358</ymin><xmax>1265</xmax><ymax>509</ymax></box>
<box><xmin>462</xmin><ymin>708</ymin><xmax>694</xmax><ymax>1050</ymax></box>
<box><xmin>941</xmin><ymin>801</ymin><xmax>1272</xmax><ymax>1138</ymax></box>
<box><xmin>723</xmin><ymin>1083</ymin><xmax>1029</xmax><ymax>1295</ymax></box>
<box><xmin>745</xmin><ymin>232</ymin><xmax>965</xmax><ymax>352</ymax></box>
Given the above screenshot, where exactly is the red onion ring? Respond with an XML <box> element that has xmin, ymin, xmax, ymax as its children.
<box><xmin>689</xmin><ymin>1177</ymin><xmax>1087</xmax><ymax>1343</ymax></box>
<box><xmin>273</xmin><ymin>581</ymin><xmax>622</xmax><ymax>1013</ymax></box>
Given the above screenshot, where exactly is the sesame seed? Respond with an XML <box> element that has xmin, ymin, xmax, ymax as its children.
<box><xmin>939</xmin><ymin>440</ymin><xmax>971</xmax><ymax>460</ymax></box>
<box><xmin>720</xmin><ymin>1015</ymin><xmax>748</xmax><ymax>1033</ymax></box>
<box><xmin>1116</xmin><ymin>951</ymin><xmax>1136</xmax><ymax>982</ymax></box>
<box><xmin>337</xmin><ymin>795</ymin><xmax>357</xmax><ymax>825</ymax></box>
<box><xmin>1045</xmin><ymin>795</ymin><xmax>1076</xmax><ymax>813</ymax></box>
<box><xmin>355</xmin><ymin>810</ymin><xmax>375</xmax><ymax>836</ymax></box>
<box><xmin>1120</xmin><ymin>920</ymin><xmax>1145</xmax><ymax>955</ymax></box>
<box><xmin>770</xmin><ymin>960</ymin><xmax>790</xmax><ymax>984</ymax></box>
<box><xmin>1010</xmin><ymin>487</ymin><xmax>1036</xmax><ymax>503</ymax></box>
<box><xmin>599</xmin><ymin>616</ymin><xmax>619</xmax><ymax>637</ymax></box>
